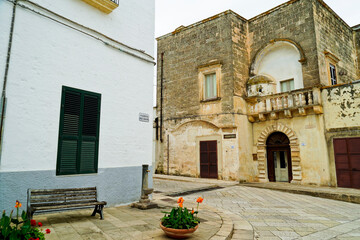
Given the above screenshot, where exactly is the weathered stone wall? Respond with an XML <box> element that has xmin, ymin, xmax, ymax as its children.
<box><xmin>322</xmin><ymin>82</ymin><xmax>360</xmax><ymax>186</ymax></box>
<box><xmin>230</xmin><ymin>14</ymin><xmax>249</xmax><ymax>98</ymax></box>
<box><xmin>156</xmin><ymin>12</ymin><xmax>247</xmax><ymax>177</ymax></box>
<box><xmin>157</xmin><ymin>12</ymin><xmax>234</xmax><ymax>120</ymax></box>
<box><xmin>313</xmin><ymin>0</ymin><xmax>358</xmax><ymax>85</ymax></box>
<box><xmin>248</xmin><ymin>0</ymin><xmax>319</xmax><ymax>87</ymax></box>
<box><xmin>322</xmin><ymin>82</ymin><xmax>360</xmax><ymax>130</ymax></box>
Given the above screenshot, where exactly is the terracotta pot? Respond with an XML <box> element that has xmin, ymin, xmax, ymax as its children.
<box><xmin>160</xmin><ymin>222</ymin><xmax>199</xmax><ymax>239</ymax></box>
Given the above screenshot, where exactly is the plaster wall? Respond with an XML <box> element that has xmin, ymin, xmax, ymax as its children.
<box><xmin>322</xmin><ymin>82</ymin><xmax>360</xmax><ymax>130</ymax></box>
<box><xmin>0</xmin><ymin>5</ymin><xmax>154</xmax><ymax>172</ymax></box>
<box><xmin>29</xmin><ymin>0</ymin><xmax>155</xmax><ymax>55</ymax></box>
<box><xmin>165</xmin><ymin>120</ymin><xmax>241</xmax><ymax>181</ymax></box>
<box><xmin>234</xmin><ymin>113</ymin><xmax>256</xmax><ymax>182</ymax></box>
<box><xmin>254</xmin><ymin>42</ymin><xmax>304</xmax><ymax>92</ymax></box>
<box><xmin>252</xmin><ymin>115</ymin><xmax>330</xmax><ymax>185</ymax></box>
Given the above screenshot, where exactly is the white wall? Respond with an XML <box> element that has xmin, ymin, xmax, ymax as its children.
<box><xmin>30</xmin><ymin>0</ymin><xmax>155</xmax><ymax>55</ymax></box>
<box><xmin>253</xmin><ymin>41</ymin><xmax>304</xmax><ymax>92</ymax></box>
<box><xmin>0</xmin><ymin>0</ymin><xmax>155</xmax><ymax>172</ymax></box>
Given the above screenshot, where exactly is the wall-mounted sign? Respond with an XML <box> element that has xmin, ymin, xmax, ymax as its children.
<box><xmin>139</xmin><ymin>113</ymin><xmax>149</xmax><ymax>122</ymax></box>
<box><xmin>223</xmin><ymin>134</ymin><xmax>236</xmax><ymax>139</ymax></box>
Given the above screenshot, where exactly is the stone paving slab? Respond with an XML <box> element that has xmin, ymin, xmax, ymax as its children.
<box><xmin>32</xmin><ymin>194</ymin><xmax>233</xmax><ymax>240</ymax></box>
<box><xmin>154</xmin><ymin>175</ymin><xmax>360</xmax><ymax>240</ymax></box>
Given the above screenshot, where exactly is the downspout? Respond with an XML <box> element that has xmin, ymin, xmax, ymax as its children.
<box><xmin>0</xmin><ymin>0</ymin><xmax>18</xmax><ymax>148</ymax></box>
<box><xmin>159</xmin><ymin>52</ymin><xmax>164</xmax><ymax>142</ymax></box>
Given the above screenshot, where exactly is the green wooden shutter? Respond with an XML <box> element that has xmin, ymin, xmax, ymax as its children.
<box><xmin>79</xmin><ymin>95</ymin><xmax>100</xmax><ymax>174</ymax></box>
<box><xmin>57</xmin><ymin>90</ymin><xmax>81</xmax><ymax>175</ymax></box>
<box><xmin>56</xmin><ymin>87</ymin><xmax>101</xmax><ymax>175</ymax></box>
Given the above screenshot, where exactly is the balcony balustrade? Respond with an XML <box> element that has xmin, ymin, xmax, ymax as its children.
<box><xmin>246</xmin><ymin>87</ymin><xmax>323</xmax><ymax>122</ymax></box>
<box><xmin>82</xmin><ymin>0</ymin><xmax>119</xmax><ymax>14</ymax></box>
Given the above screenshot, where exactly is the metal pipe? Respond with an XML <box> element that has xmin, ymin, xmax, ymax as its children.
<box><xmin>160</xmin><ymin>52</ymin><xmax>164</xmax><ymax>142</ymax></box>
<box><xmin>0</xmin><ymin>0</ymin><xmax>17</xmax><ymax>148</ymax></box>
<box><xmin>167</xmin><ymin>134</ymin><xmax>169</xmax><ymax>175</ymax></box>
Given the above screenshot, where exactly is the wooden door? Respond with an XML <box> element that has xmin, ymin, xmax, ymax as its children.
<box><xmin>268</xmin><ymin>148</ymin><xmax>291</xmax><ymax>182</ymax></box>
<box><xmin>200</xmin><ymin>141</ymin><xmax>218</xmax><ymax>178</ymax></box>
<box><xmin>266</xmin><ymin>132</ymin><xmax>292</xmax><ymax>183</ymax></box>
<box><xmin>334</xmin><ymin>138</ymin><xmax>360</xmax><ymax>189</ymax></box>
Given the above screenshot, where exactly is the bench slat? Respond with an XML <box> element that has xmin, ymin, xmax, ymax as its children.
<box><xmin>31</xmin><ymin>200</ymin><xmax>99</xmax><ymax>208</ymax></box>
<box><xmin>31</xmin><ymin>190</ymin><xmax>96</xmax><ymax>196</ymax></box>
<box><xmin>31</xmin><ymin>187</ymin><xmax>96</xmax><ymax>193</ymax></box>
<box><xmin>33</xmin><ymin>201</ymin><xmax>106</xmax><ymax>211</ymax></box>
<box><xmin>31</xmin><ymin>195</ymin><xmax>96</xmax><ymax>203</ymax></box>
<box><xmin>31</xmin><ymin>192</ymin><xmax>96</xmax><ymax>199</ymax></box>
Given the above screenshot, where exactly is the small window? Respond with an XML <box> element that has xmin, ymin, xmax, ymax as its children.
<box><xmin>329</xmin><ymin>64</ymin><xmax>337</xmax><ymax>85</ymax></box>
<box><xmin>56</xmin><ymin>86</ymin><xmax>101</xmax><ymax>175</ymax></box>
<box><xmin>280</xmin><ymin>79</ymin><xmax>294</xmax><ymax>92</ymax></box>
<box><xmin>204</xmin><ymin>73</ymin><xmax>217</xmax><ymax>100</ymax></box>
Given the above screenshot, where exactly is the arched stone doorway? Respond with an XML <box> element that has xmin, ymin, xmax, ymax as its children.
<box><xmin>256</xmin><ymin>123</ymin><xmax>301</xmax><ymax>183</ymax></box>
<box><xmin>266</xmin><ymin>132</ymin><xmax>292</xmax><ymax>182</ymax></box>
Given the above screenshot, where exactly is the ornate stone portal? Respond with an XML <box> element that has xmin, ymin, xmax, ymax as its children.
<box><xmin>256</xmin><ymin>123</ymin><xmax>301</xmax><ymax>183</ymax></box>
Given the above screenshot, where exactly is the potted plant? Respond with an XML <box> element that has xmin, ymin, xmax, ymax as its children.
<box><xmin>0</xmin><ymin>200</ymin><xmax>51</xmax><ymax>240</ymax></box>
<box><xmin>160</xmin><ymin>197</ymin><xmax>204</xmax><ymax>239</ymax></box>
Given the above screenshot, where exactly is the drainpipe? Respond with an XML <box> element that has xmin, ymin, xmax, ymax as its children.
<box><xmin>0</xmin><ymin>0</ymin><xmax>18</xmax><ymax>148</ymax></box>
<box><xmin>159</xmin><ymin>52</ymin><xmax>164</xmax><ymax>142</ymax></box>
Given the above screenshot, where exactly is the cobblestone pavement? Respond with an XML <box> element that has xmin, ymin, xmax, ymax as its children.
<box><xmin>154</xmin><ymin>178</ymin><xmax>360</xmax><ymax>240</ymax></box>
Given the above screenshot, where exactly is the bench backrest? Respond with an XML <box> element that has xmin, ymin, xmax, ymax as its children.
<box><xmin>27</xmin><ymin>187</ymin><xmax>98</xmax><ymax>209</ymax></box>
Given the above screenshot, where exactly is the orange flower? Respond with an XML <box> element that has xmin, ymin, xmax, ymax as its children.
<box><xmin>196</xmin><ymin>197</ymin><xmax>203</xmax><ymax>203</ymax></box>
<box><xmin>177</xmin><ymin>197</ymin><xmax>184</xmax><ymax>204</ymax></box>
<box><xmin>178</xmin><ymin>202</ymin><xmax>183</xmax><ymax>208</ymax></box>
<box><xmin>15</xmin><ymin>200</ymin><xmax>22</xmax><ymax>208</ymax></box>
<box><xmin>191</xmin><ymin>209</ymin><xmax>195</xmax><ymax>214</ymax></box>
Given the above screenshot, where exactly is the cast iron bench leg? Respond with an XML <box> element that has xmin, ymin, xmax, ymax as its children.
<box><xmin>91</xmin><ymin>205</ymin><xmax>104</xmax><ymax>220</ymax></box>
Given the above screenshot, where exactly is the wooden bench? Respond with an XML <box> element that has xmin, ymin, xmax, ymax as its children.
<box><xmin>27</xmin><ymin>187</ymin><xmax>107</xmax><ymax>220</ymax></box>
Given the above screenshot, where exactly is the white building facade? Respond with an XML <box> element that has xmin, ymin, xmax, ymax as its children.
<box><xmin>0</xmin><ymin>0</ymin><xmax>155</xmax><ymax>212</ymax></box>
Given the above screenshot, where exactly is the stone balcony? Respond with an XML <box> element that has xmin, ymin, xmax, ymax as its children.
<box><xmin>246</xmin><ymin>87</ymin><xmax>323</xmax><ymax>122</ymax></box>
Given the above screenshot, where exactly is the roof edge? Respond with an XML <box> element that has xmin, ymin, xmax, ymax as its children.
<box><xmin>249</xmin><ymin>0</ymin><xmax>300</xmax><ymax>22</ymax></box>
<box><xmin>156</xmin><ymin>10</ymin><xmax>246</xmax><ymax>41</ymax></box>
<box><xmin>156</xmin><ymin>0</ymin><xmax>356</xmax><ymax>40</ymax></box>
<box><xmin>315</xmin><ymin>0</ymin><xmax>352</xmax><ymax>30</ymax></box>
<box><xmin>352</xmin><ymin>24</ymin><xmax>360</xmax><ymax>31</ymax></box>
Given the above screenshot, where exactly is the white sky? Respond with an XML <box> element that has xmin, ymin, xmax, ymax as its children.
<box><xmin>155</xmin><ymin>0</ymin><xmax>360</xmax><ymax>38</ymax></box>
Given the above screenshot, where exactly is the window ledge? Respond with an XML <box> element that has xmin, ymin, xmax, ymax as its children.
<box><xmin>201</xmin><ymin>97</ymin><xmax>221</xmax><ymax>103</ymax></box>
<box><xmin>82</xmin><ymin>0</ymin><xmax>119</xmax><ymax>14</ymax></box>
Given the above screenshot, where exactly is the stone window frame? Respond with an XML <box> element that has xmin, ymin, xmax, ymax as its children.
<box><xmin>324</xmin><ymin>51</ymin><xmax>340</xmax><ymax>86</ymax></box>
<box><xmin>198</xmin><ymin>62</ymin><xmax>222</xmax><ymax>102</ymax></box>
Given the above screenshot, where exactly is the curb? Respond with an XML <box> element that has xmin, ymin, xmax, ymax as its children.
<box><xmin>206</xmin><ymin>205</ymin><xmax>234</xmax><ymax>240</ymax></box>
<box><xmin>240</xmin><ymin>183</ymin><xmax>360</xmax><ymax>204</ymax></box>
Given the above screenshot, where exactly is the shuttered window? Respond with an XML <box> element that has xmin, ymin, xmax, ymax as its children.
<box><xmin>56</xmin><ymin>86</ymin><xmax>101</xmax><ymax>175</ymax></box>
